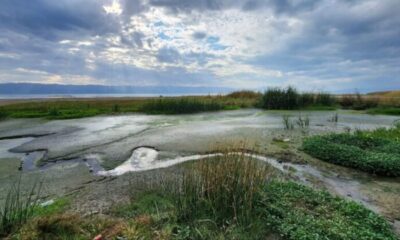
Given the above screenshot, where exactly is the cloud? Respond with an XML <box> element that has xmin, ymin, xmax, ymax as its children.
<box><xmin>0</xmin><ymin>0</ymin><xmax>399</xmax><ymax>92</ymax></box>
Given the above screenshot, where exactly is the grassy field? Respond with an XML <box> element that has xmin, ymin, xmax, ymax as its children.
<box><xmin>302</xmin><ymin>122</ymin><xmax>400</xmax><ymax>176</ymax></box>
<box><xmin>3</xmin><ymin>151</ymin><xmax>397</xmax><ymax>239</ymax></box>
<box><xmin>0</xmin><ymin>94</ymin><xmax>259</xmax><ymax>120</ymax></box>
<box><xmin>0</xmin><ymin>89</ymin><xmax>399</xmax><ymax>120</ymax></box>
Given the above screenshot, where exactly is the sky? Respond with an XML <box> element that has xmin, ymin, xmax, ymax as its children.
<box><xmin>0</xmin><ymin>0</ymin><xmax>399</xmax><ymax>93</ymax></box>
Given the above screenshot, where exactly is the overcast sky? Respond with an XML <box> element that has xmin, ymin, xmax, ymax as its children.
<box><xmin>0</xmin><ymin>0</ymin><xmax>399</xmax><ymax>92</ymax></box>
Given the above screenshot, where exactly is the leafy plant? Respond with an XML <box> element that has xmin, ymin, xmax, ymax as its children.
<box><xmin>302</xmin><ymin>129</ymin><xmax>400</xmax><ymax>176</ymax></box>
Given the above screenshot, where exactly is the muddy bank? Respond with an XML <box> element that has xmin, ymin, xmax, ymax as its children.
<box><xmin>0</xmin><ymin>109</ymin><xmax>399</xmax><ymax>232</ymax></box>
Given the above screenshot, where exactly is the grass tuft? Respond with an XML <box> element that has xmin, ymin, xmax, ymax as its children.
<box><xmin>0</xmin><ymin>177</ymin><xmax>42</xmax><ymax>237</ymax></box>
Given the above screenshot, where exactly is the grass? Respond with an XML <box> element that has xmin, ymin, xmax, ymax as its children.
<box><xmin>8</xmin><ymin>151</ymin><xmax>398</xmax><ymax>239</ymax></box>
<box><xmin>0</xmin><ymin>108</ymin><xmax>7</xmax><ymax>120</ymax></box>
<box><xmin>302</xmin><ymin>123</ymin><xmax>400</xmax><ymax>176</ymax></box>
<box><xmin>367</xmin><ymin>107</ymin><xmax>400</xmax><ymax>116</ymax></box>
<box><xmin>139</xmin><ymin>98</ymin><xmax>224</xmax><ymax>114</ymax></box>
<box><xmin>261</xmin><ymin>87</ymin><xmax>336</xmax><ymax>110</ymax></box>
<box><xmin>0</xmin><ymin>94</ymin><xmax>260</xmax><ymax>119</ymax></box>
<box><xmin>226</xmin><ymin>90</ymin><xmax>262</xmax><ymax>99</ymax></box>
<box><xmin>0</xmin><ymin>178</ymin><xmax>42</xmax><ymax>237</ymax></box>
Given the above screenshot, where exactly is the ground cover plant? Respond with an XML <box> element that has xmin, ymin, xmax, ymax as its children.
<box><xmin>302</xmin><ymin>123</ymin><xmax>400</xmax><ymax>176</ymax></box>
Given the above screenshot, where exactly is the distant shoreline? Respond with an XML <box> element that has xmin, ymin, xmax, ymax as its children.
<box><xmin>0</xmin><ymin>94</ymin><xmax>220</xmax><ymax>106</ymax></box>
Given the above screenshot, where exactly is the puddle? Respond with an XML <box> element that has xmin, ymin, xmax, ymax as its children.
<box><xmin>21</xmin><ymin>151</ymin><xmax>47</xmax><ymax>171</ymax></box>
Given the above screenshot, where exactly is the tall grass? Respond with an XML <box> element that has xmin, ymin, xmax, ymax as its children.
<box><xmin>261</xmin><ymin>87</ymin><xmax>336</xmax><ymax>110</ymax></box>
<box><xmin>0</xmin><ymin>108</ymin><xmax>7</xmax><ymax>120</ymax></box>
<box><xmin>0</xmin><ymin>178</ymin><xmax>42</xmax><ymax>237</ymax></box>
<box><xmin>140</xmin><ymin>98</ymin><xmax>224</xmax><ymax>114</ymax></box>
<box><xmin>226</xmin><ymin>90</ymin><xmax>262</xmax><ymax>99</ymax></box>
<box><xmin>167</xmin><ymin>150</ymin><xmax>272</xmax><ymax>226</ymax></box>
<box><xmin>338</xmin><ymin>93</ymin><xmax>379</xmax><ymax>110</ymax></box>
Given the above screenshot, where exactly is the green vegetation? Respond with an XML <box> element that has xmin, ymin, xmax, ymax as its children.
<box><xmin>303</xmin><ymin>123</ymin><xmax>400</xmax><ymax>176</ymax></box>
<box><xmin>0</xmin><ymin>178</ymin><xmax>42</xmax><ymax>237</ymax></box>
<box><xmin>261</xmin><ymin>87</ymin><xmax>336</xmax><ymax>110</ymax></box>
<box><xmin>0</xmin><ymin>108</ymin><xmax>7</xmax><ymax>120</ymax></box>
<box><xmin>0</xmin><ymin>94</ymin><xmax>260</xmax><ymax>119</ymax></box>
<box><xmin>367</xmin><ymin>107</ymin><xmax>400</xmax><ymax>116</ymax></box>
<box><xmin>139</xmin><ymin>98</ymin><xmax>224</xmax><ymax>114</ymax></box>
<box><xmin>339</xmin><ymin>93</ymin><xmax>379</xmax><ymax>110</ymax></box>
<box><xmin>226</xmin><ymin>90</ymin><xmax>262</xmax><ymax>99</ymax></box>
<box><xmin>6</xmin><ymin>152</ymin><xmax>397</xmax><ymax>239</ymax></box>
<box><xmin>261</xmin><ymin>181</ymin><xmax>396</xmax><ymax>240</ymax></box>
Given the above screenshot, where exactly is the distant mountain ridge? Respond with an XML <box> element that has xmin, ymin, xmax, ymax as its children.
<box><xmin>0</xmin><ymin>83</ymin><xmax>232</xmax><ymax>95</ymax></box>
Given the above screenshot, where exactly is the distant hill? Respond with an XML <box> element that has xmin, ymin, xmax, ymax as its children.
<box><xmin>0</xmin><ymin>83</ymin><xmax>232</xmax><ymax>95</ymax></box>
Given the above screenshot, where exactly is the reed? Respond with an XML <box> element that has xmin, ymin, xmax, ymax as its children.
<box><xmin>0</xmin><ymin>177</ymin><xmax>42</xmax><ymax>237</ymax></box>
<box><xmin>167</xmin><ymin>149</ymin><xmax>273</xmax><ymax>226</ymax></box>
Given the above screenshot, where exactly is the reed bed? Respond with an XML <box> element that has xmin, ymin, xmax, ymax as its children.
<box><xmin>172</xmin><ymin>151</ymin><xmax>272</xmax><ymax>225</ymax></box>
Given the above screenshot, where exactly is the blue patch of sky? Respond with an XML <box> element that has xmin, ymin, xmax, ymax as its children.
<box><xmin>157</xmin><ymin>32</ymin><xmax>171</xmax><ymax>40</ymax></box>
<box><xmin>206</xmin><ymin>36</ymin><xmax>228</xmax><ymax>51</ymax></box>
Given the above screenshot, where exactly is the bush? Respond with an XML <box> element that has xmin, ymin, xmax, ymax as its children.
<box><xmin>140</xmin><ymin>98</ymin><xmax>224</xmax><ymax>114</ymax></box>
<box><xmin>302</xmin><ymin>132</ymin><xmax>400</xmax><ymax>176</ymax></box>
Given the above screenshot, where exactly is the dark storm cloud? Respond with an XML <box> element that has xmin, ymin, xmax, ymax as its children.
<box><xmin>0</xmin><ymin>0</ymin><xmax>118</xmax><ymax>41</ymax></box>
